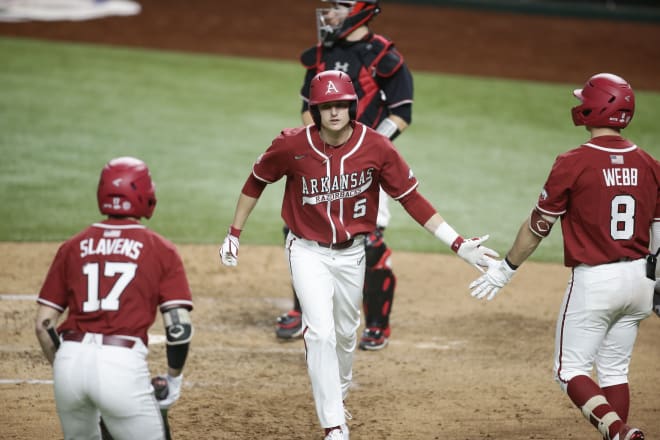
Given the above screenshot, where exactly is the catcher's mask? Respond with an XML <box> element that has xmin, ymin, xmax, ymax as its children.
<box><xmin>316</xmin><ymin>0</ymin><xmax>380</xmax><ymax>48</ymax></box>
<box><xmin>97</xmin><ymin>156</ymin><xmax>157</xmax><ymax>219</ymax></box>
<box><xmin>309</xmin><ymin>70</ymin><xmax>358</xmax><ymax>127</ymax></box>
<box><xmin>571</xmin><ymin>73</ymin><xmax>635</xmax><ymax>129</ymax></box>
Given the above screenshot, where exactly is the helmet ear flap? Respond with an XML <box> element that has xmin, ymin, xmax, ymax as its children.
<box><xmin>570</xmin><ymin>73</ymin><xmax>634</xmax><ymax>128</ymax></box>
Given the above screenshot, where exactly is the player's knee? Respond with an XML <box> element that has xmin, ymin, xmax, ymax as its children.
<box><xmin>365</xmin><ymin>230</ymin><xmax>392</xmax><ymax>270</ymax></box>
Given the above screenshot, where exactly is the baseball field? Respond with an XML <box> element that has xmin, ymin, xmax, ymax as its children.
<box><xmin>1</xmin><ymin>1</ymin><xmax>659</xmax><ymax>439</ymax></box>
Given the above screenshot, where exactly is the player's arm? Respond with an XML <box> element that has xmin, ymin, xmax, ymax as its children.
<box><xmin>34</xmin><ymin>304</ymin><xmax>62</xmax><ymax>365</ymax></box>
<box><xmin>469</xmin><ymin>207</ymin><xmax>558</xmax><ymax>301</ymax></box>
<box><xmin>506</xmin><ymin>206</ymin><xmax>559</xmax><ymax>265</ymax></box>
<box><xmin>376</xmin><ymin>114</ymin><xmax>409</xmax><ymax>141</ymax></box>
<box><xmin>219</xmin><ymin>176</ymin><xmax>265</xmax><ymax>267</ymax></box>
<box><xmin>395</xmin><ymin>189</ymin><xmax>497</xmax><ymax>269</ymax></box>
<box><xmin>161</xmin><ymin>306</ymin><xmax>193</xmax><ymax>377</ymax></box>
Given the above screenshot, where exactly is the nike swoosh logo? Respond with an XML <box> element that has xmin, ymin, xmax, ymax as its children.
<box><xmin>294</xmin><ymin>154</ymin><xmax>306</xmax><ymax>160</ymax></box>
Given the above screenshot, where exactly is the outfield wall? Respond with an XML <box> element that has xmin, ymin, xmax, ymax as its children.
<box><xmin>392</xmin><ymin>0</ymin><xmax>660</xmax><ymax>22</ymax></box>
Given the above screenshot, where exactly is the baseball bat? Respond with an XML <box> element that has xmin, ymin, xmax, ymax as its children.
<box><xmin>46</xmin><ymin>326</ymin><xmax>115</xmax><ymax>440</ymax></box>
<box><xmin>152</xmin><ymin>377</ymin><xmax>173</xmax><ymax>440</ymax></box>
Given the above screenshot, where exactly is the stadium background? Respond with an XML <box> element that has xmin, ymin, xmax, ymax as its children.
<box><xmin>0</xmin><ymin>1</ymin><xmax>659</xmax><ymax>439</ymax></box>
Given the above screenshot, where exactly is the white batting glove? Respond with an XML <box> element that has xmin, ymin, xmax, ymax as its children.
<box><xmin>219</xmin><ymin>230</ymin><xmax>240</xmax><ymax>267</ymax></box>
<box><xmin>155</xmin><ymin>374</ymin><xmax>182</xmax><ymax>410</ymax></box>
<box><xmin>456</xmin><ymin>235</ymin><xmax>499</xmax><ymax>272</ymax></box>
<box><xmin>469</xmin><ymin>258</ymin><xmax>517</xmax><ymax>300</ymax></box>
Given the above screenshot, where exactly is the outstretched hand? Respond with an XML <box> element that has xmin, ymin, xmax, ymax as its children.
<box><xmin>456</xmin><ymin>235</ymin><xmax>500</xmax><ymax>272</ymax></box>
<box><xmin>469</xmin><ymin>258</ymin><xmax>517</xmax><ymax>300</ymax></box>
<box><xmin>219</xmin><ymin>232</ymin><xmax>240</xmax><ymax>266</ymax></box>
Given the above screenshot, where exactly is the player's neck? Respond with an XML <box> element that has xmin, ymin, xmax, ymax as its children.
<box><xmin>320</xmin><ymin>125</ymin><xmax>353</xmax><ymax>148</ymax></box>
<box><xmin>589</xmin><ymin>126</ymin><xmax>621</xmax><ymax>138</ymax></box>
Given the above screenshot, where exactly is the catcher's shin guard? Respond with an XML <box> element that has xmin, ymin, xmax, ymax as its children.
<box><xmin>363</xmin><ymin>229</ymin><xmax>396</xmax><ymax>330</ymax></box>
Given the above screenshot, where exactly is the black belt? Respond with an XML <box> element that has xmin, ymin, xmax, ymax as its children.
<box><xmin>62</xmin><ymin>331</ymin><xmax>136</xmax><ymax>348</ymax></box>
<box><xmin>316</xmin><ymin>238</ymin><xmax>355</xmax><ymax>249</ymax></box>
<box><xmin>292</xmin><ymin>233</ymin><xmax>356</xmax><ymax>250</ymax></box>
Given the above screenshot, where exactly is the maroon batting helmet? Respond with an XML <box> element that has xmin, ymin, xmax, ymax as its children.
<box><xmin>309</xmin><ymin>70</ymin><xmax>358</xmax><ymax>126</ymax></box>
<box><xmin>97</xmin><ymin>156</ymin><xmax>157</xmax><ymax>219</ymax></box>
<box><xmin>317</xmin><ymin>1</ymin><xmax>380</xmax><ymax>47</ymax></box>
<box><xmin>571</xmin><ymin>73</ymin><xmax>635</xmax><ymax>129</ymax></box>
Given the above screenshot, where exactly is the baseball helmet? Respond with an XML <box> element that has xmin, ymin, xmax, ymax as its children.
<box><xmin>571</xmin><ymin>73</ymin><xmax>635</xmax><ymax>128</ymax></box>
<box><xmin>97</xmin><ymin>156</ymin><xmax>157</xmax><ymax>219</ymax></box>
<box><xmin>316</xmin><ymin>1</ymin><xmax>380</xmax><ymax>47</ymax></box>
<box><xmin>309</xmin><ymin>70</ymin><xmax>358</xmax><ymax>126</ymax></box>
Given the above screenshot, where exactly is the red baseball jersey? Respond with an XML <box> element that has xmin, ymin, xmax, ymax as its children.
<box><xmin>37</xmin><ymin>218</ymin><xmax>193</xmax><ymax>344</ymax></box>
<box><xmin>252</xmin><ymin>123</ymin><xmax>419</xmax><ymax>243</ymax></box>
<box><xmin>536</xmin><ymin>135</ymin><xmax>660</xmax><ymax>267</ymax></box>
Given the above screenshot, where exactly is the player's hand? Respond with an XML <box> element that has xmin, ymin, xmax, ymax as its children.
<box><xmin>219</xmin><ymin>232</ymin><xmax>240</xmax><ymax>266</ymax></box>
<box><xmin>469</xmin><ymin>258</ymin><xmax>517</xmax><ymax>300</ymax></box>
<box><xmin>153</xmin><ymin>374</ymin><xmax>182</xmax><ymax>410</ymax></box>
<box><xmin>456</xmin><ymin>235</ymin><xmax>499</xmax><ymax>272</ymax></box>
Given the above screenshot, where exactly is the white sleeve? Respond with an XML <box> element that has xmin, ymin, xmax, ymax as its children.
<box><xmin>652</xmin><ymin>221</ymin><xmax>660</xmax><ymax>280</ymax></box>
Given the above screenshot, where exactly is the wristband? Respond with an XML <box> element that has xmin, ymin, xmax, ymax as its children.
<box><xmin>375</xmin><ymin>118</ymin><xmax>400</xmax><ymax>141</ymax></box>
<box><xmin>504</xmin><ymin>256</ymin><xmax>519</xmax><ymax>271</ymax></box>
<box><xmin>434</xmin><ymin>222</ymin><xmax>463</xmax><ymax>253</ymax></box>
<box><xmin>229</xmin><ymin>226</ymin><xmax>241</xmax><ymax>238</ymax></box>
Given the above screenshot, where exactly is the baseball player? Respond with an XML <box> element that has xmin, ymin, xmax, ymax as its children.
<box><xmin>469</xmin><ymin>73</ymin><xmax>659</xmax><ymax>440</ymax></box>
<box><xmin>35</xmin><ymin>157</ymin><xmax>194</xmax><ymax>440</ymax></box>
<box><xmin>276</xmin><ymin>0</ymin><xmax>414</xmax><ymax>351</ymax></box>
<box><xmin>220</xmin><ymin>70</ymin><xmax>495</xmax><ymax>440</ymax></box>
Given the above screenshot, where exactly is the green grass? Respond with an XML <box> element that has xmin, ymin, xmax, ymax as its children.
<box><xmin>1</xmin><ymin>37</ymin><xmax>658</xmax><ymax>263</ymax></box>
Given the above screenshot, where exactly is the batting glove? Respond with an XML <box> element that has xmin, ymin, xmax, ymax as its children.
<box><xmin>469</xmin><ymin>258</ymin><xmax>517</xmax><ymax>300</ymax></box>
<box><xmin>154</xmin><ymin>374</ymin><xmax>183</xmax><ymax>410</ymax></box>
<box><xmin>456</xmin><ymin>235</ymin><xmax>499</xmax><ymax>272</ymax></box>
<box><xmin>219</xmin><ymin>229</ymin><xmax>240</xmax><ymax>267</ymax></box>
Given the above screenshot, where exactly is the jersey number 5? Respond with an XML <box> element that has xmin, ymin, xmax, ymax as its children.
<box><xmin>82</xmin><ymin>262</ymin><xmax>137</xmax><ymax>312</ymax></box>
<box><xmin>610</xmin><ymin>194</ymin><xmax>635</xmax><ymax>240</ymax></box>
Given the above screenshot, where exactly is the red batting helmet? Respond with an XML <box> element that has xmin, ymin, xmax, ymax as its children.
<box><xmin>97</xmin><ymin>156</ymin><xmax>157</xmax><ymax>219</ymax></box>
<box><xmin>317</xmin><ymin>1</ymin><xmax>380</xmax><ymax>47</ymax></box>
<box><xmin>571</xmin><ymin>73</ymin><xmax>635</xmax><ymax>128</ymax></box>
<box><xmin>309</xmin><ymin>70</ymin><xmax>358</xmax><ymax>126</ymax></box>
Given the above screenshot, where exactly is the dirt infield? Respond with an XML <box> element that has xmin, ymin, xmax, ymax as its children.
<box><xmin>1</xmin><ymin>243</ymin><xmax>659</xmax><ymax>439</ymax></box>
<box><xmin>1</xmin><ymin>1</ymin><xmax>660</xmax><ymax>439</ymax></box>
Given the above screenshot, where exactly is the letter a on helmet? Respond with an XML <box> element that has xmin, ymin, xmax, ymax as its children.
<box><xmin>308</xmin><ymin>70</ymin><xmax>359</xmax><ymax>126</ymax></box>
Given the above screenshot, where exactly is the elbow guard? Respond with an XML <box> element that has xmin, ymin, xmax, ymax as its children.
<box><xmin>528</xmin><ymin>207</ymin><xmax>558</xmax><ymax>238</ymax></box>
<box><xmin>163</xmin><ymin>307</ymin><xmax>193</xmax><ymax>369</ymax></box>
<box><xmin>163</xmin><ymin>307</ymin><xmax>193</xmax><ymax>345</ymax></box>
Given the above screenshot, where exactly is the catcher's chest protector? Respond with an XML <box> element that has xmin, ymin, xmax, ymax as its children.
<box><xmin>302</xmin><ymin>35</ymin><xmax>403</xmax><ymax>127</ymax></box>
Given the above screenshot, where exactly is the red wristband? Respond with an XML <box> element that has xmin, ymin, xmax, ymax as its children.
<box><xmin>229</xmin><ymin>226</ymin><xmax>241</xmax><ymax>238</ymax></box>
<box><xmin>450</xmin><ymin>236</ymin><xmax>464</xmax><ymax>253</ymax></box>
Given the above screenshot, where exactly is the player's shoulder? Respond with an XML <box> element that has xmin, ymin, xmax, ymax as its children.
<box><xmin>368</xmin><ymin>33</ymin><xmax>405</xmax><ymax>77</ymax></box>
<box><xmin>280</xmin><ymin>126</ymin><xmax>308</xmax><ymax>139</ymax></box>
<box><xmin>300</xmin><ymin>44</ymin><xmax>320</xmax><ymax>68</ymax></box>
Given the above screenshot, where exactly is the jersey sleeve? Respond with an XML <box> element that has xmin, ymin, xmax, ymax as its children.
<box><xmin>377</xmin><ymin>136</ymin><xmax>419</xmax><ymax>200</ymax></box>
<box><xmin>37</xmin><ymin>242</ymin><xmax>71</xmax><ymax>312</ymax></box>
<box><xmin>251</xmin><ymin>133</ymin><xmax>290</xmax><ymax>184</ymax></box>
<box><xmin>537</xmin><ymin>152</ymin><xmax>577</xmax><ymax>216</ymax></box>
<box><xmin>157</xmin><ymin>239</ymin><xmax>193</xmax><ymax>311</ymax></box>
<box><xmin>378</xmin><ymin>60</ymin><xmax>414</xmax><ymax>123</ymax></box>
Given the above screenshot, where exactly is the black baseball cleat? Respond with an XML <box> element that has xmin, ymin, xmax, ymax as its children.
<box><xmin>275</xmin><ymin>310</ymin><xmax>303</xmax><ymax>339</ymax></box>
<box><xmin>358</xmin><ymin>326</ymin><xmax>390</xmax><ymax>350</ymax></box>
